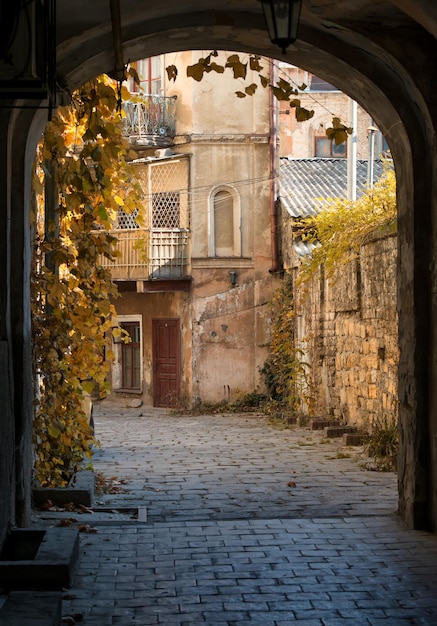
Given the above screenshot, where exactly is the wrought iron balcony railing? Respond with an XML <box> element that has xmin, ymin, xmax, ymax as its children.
<box><xmin>123</xmin><ymin>95</ymin><xmax>178</xmax><ymax>139</ymax></box>
<box><xmin>99</xmin><ymin>228</ymin><xmax>190</xmax><ymax>280</ymax></box>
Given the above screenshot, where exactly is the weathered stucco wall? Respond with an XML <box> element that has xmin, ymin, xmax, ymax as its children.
<box><xmin>283</xmin><ymin>224</ymin><xmax>398</xmax><ymax>430</ymax></box>
<box><xmin>191</xmin><ymin>274</ymin><xmax>277</xmax><ymax>404</ymax></box>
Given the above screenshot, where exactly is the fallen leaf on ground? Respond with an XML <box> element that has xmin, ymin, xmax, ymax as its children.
<box><xmin>58</xmin><ymin>518</ymin><xmax>78</xmax><ymax>526</ymax></box>
<box><xmin>78</xmin><ymin>524</ymin><xmax>98</xmax><ymax>533</ymax></box>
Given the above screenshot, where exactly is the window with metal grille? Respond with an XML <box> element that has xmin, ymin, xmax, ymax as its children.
<box><xmin>121</xmin><ymin>321</ymin><xmax>141</xmax><ymax>389</ymax></box>
<box><xmin>152</xmin><ymin>192</ymin><xmax>180</xmax><ymax>229</ymax></box>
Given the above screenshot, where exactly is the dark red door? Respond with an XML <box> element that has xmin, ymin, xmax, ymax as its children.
<box><xmin>152</xmin><ymin>318</ymin><xmax>180</xmax><ymax>407</ymax></box>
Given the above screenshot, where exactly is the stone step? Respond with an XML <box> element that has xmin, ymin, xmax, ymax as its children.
<box><xmin>343</xmin><ymin>432</ymin><xmax>366</xmax><ymax>446</ymax></box>
<box><xmin>310</xmin><ymin>418</ymin><xmax>342</xmax><ymax>431</ymax></box>
<box><xmin>0</xmin><ymin>591</ymin><xmax>61</xmax><ymax>626</ymax></box>
<box><xmin>0</xmin><ymin>527</ymin><xmax>79</xmax><ymax>590</ymax></box>
<box><xmin>325</xmin><ymin>425</ymin><xmax>359</xmax><ymax>438</ymax></box>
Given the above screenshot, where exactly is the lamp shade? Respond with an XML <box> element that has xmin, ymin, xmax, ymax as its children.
<box><xmin>259</xmin><ymin>0</ymin><xmax>302</xmax><ymax>54</ymax></box>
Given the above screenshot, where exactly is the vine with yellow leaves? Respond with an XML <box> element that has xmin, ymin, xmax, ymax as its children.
<box><xmin>261</xmin><ymin>166</ymin><xmax>396</xmax><ymax>418</ymax></box>
<box><xmin>32</xmin><ymin>75</ymin><xmax>141</xmax><ymax>487</ymax></box>
<box><xmin>260</xmin><ymin>272</ymin><xmax>311</xmax><ymax>415</ymax></box>
<box><xmin>297</xmin><ymin>165</ymin><xmax>397</xmax><ymax>286</ymax></box>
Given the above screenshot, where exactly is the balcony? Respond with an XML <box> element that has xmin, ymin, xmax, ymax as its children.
<box><xmin>123</xmin><ymin>95</ymin><xmax>178</xmax><ymax>142</ymax></box>
<box><xmin>99</xmin><ymin>228</ymin><xmax>190</xmax><ymax>281</ymax></box>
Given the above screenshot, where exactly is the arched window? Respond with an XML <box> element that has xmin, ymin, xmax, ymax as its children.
<box><xmin>208</xmin><ymin>187</ymin><xmax>241</xmax><ymax>257</ymax></box>
<box><xmin>314</xmin><ymin>135</ymin><xmax>347</xmax><ymax>158</ymax></box>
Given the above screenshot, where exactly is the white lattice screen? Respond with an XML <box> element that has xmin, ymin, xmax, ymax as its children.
<box><xmin>109</xmin><ymin>156</ymin><xmax>190</xmax><ymax>279</ymax></box>
<box><xmin>150</xmin><ymin>159</ymin><xmax>189</xmax><ymax>229</ymax></box>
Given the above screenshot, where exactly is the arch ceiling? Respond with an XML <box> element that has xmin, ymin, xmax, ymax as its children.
<box><xmin>55</xmin><ymin>0</ymin><xmax>437</xmax><ymax>158</ymax></box>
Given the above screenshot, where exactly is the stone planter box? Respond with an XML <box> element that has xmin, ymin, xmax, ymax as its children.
<box><xmin>32</xmin><ymin>469</ymin><xmax>95</xmax><ymax>508</ymax></box>
<box><xmin>0</xmin><ymin>527</ymin><xmax>79</xmax><ymax>590</ymax></box>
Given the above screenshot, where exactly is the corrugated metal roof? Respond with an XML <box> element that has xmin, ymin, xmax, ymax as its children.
<box><xmin>293</xmin><ymin>239</ymin><xmax>319</xmax><ymax>258</ymax></box>
<box><xmin>279</xmin><ymin>157</ymin><xmax>385</xmax><ymax>218</ymax></box>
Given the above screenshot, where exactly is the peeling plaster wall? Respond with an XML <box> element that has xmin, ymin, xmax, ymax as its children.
<box><xmin>191</xmin><ymin>274</ymin><xmax>277</xmax><ymax>404</ymax></box>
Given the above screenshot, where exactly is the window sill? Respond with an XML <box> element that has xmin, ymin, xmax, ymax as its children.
<box><xmin>191</xmin><ymin>257</ymin><xmax>253</xmax><ymax>269</ymax></box>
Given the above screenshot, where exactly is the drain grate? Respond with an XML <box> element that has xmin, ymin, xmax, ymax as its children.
<box><xmin>35</xmin><ymin>507</ymin><xmax>148</xmax><ymax>525</ymax></box>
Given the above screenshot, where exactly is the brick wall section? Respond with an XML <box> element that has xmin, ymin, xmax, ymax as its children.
<box><xmin>288</xmin><ymin>230</ymin><xmax>398</xmax><ymax>430</ymax></box>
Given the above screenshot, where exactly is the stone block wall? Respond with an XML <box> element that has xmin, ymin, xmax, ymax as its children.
<box><xmin>292</xmin><ymin>232</ymin><xmax>398</xmax><ymax>429</ymax></box>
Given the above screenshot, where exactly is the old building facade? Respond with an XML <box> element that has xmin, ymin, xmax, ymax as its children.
<box><xmin>103</xmin><ymin>51</ymin><xmax>278</xmax><ymax>407</ymax></box>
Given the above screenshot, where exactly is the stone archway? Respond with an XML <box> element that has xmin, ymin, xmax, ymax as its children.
<box><xmin>2</xmin><ymin>0</ymin><xmax>437</xmax><ymax>537</ymax></box>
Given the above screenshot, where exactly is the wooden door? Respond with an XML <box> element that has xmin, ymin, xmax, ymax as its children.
<box><xmin>152</xmin><ymin>318</ymin><xmax>180</xmax><ymax>407</ymax></box>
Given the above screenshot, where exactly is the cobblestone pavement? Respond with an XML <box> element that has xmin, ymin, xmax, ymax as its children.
<box><xmin>89</xmin><ymin>404</ymin><xmax>397</xmax><ymax>521</ymax></box>
<box><xmin>48</xmin><ymin>404</ymin><xmax>437</xmax><ymax>624</ymax></box>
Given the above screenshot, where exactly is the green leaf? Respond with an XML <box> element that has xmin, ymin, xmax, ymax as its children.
<box><xmin>81</xmin><ymin>379</ymin><xmax>95</xmax><ymax>394</ymax></box>
<box><xmin>98</xmin><ymin>204</ymin><xmax>108</xmax><ymax>221</ymax></box>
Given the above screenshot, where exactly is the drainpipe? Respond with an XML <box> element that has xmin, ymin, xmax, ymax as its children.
<box><xmin>347</xmin><ymin>98</ymin><xmax>357</xmax><ymax>201</ymax></box>
<box><xmin>269</xmin><ymin>58</ymin><xmax>281</xmax><ymax>274</ymax></box>
<box><xmin>367</xmin><ymin>124</ymin><xmax>378</xmax><ymax>188</ymax></box>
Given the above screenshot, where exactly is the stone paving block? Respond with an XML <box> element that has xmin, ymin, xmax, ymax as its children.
<box><xmin>26</xmin><ymin>408</ymin><xmax>437</xmax><ymax>625</ymax></box>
